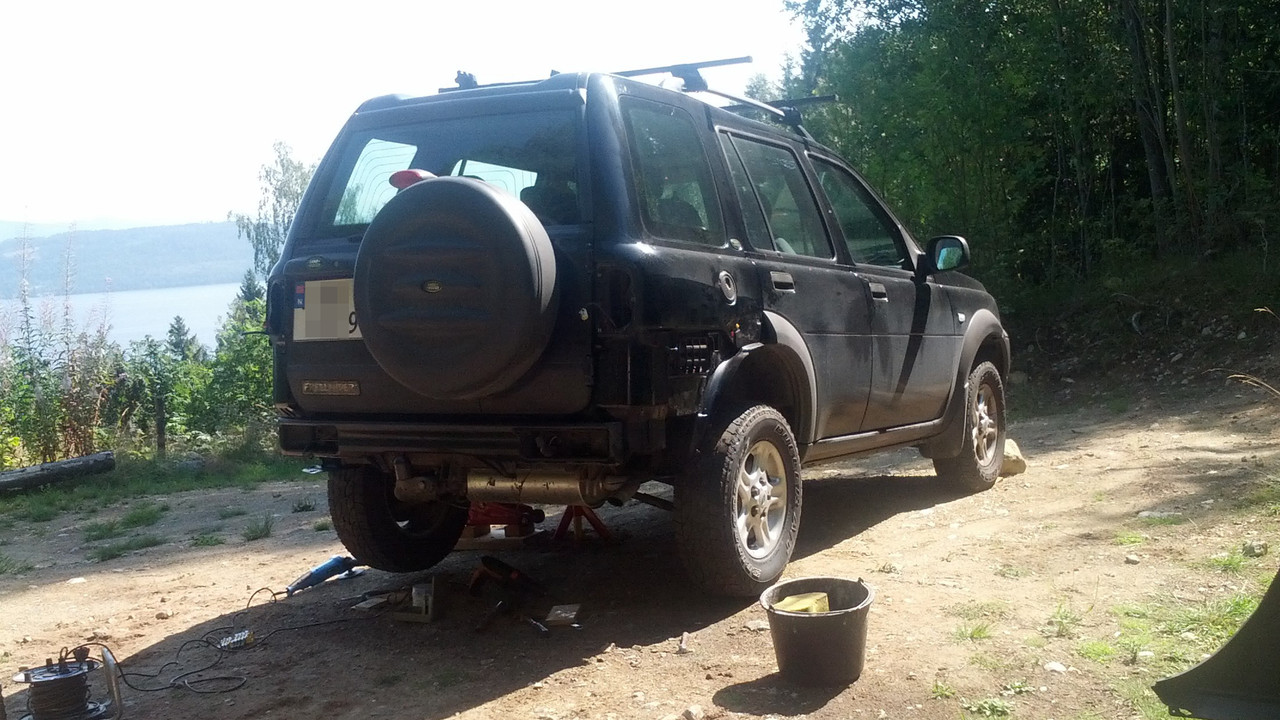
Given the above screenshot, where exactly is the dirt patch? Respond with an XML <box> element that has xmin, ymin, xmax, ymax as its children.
<box><xmin>1</xmin><ymin>383</ymin><xmax>1277</xmax><ymax>720</ymax></box>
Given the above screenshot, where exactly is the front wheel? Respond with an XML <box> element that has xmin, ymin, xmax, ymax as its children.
<box><xmin>328</xmin><ymin>466</ymin><xmax>469</xmax><ymax>572</ymax></box>
<box><xmin>933</xmin><ymin>361</ymin><xmax>1006</xmax><ymax>492</ymax></box>
<box><xmin>676</xmin><ymin>405</ymin><xmax>802</xmax><ymax>597</ymax></box>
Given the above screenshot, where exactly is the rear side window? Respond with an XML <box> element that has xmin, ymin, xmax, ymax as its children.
<box><xmin>722</xmin><ymin>135</ymin><xmax>832</xmax><ymax>259</ymax></box>
<box><xmin>621</xmin><ymin>99</ymin><xmax>725</xmax><ymax>246</ymax></box>
<box><xmin>313</xmin><ymin>110</ymin><xmax>581</xmax><ymax>237</ymax></box>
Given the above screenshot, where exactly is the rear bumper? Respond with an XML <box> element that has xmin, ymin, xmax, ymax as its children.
<box><xmin>278</xmin><ymin>419</ymin><xmax>629</xmax><ymax>464</ymax></box>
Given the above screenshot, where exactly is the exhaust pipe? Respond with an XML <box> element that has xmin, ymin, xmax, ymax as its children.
<box><xmin>466</xmin><ymin>469</ymin><xmax>625</xmax><ymax>505</ymax></box>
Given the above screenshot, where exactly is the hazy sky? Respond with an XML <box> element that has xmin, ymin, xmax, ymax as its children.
<box><xmin>0</xmin><ymin>0</ymin><xmax>806</xmax><ymax>230</ymax></box>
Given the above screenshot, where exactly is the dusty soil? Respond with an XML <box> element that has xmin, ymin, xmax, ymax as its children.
<box><xmin>1</xmin><ymin>381</ymin><xmax>1277</xmax><ymax>720</ymax></box>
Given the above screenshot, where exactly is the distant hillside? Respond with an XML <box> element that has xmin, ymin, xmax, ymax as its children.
<box><xmin>0</xmin><ymin>222</ymin><xmax>252</xmax><ymax>298</ymax></box>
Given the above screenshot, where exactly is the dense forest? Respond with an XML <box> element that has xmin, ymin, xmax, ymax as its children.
<box><xmin>767</xmin><ymin>0</ymin><xmax>1278</xmax><ymax>327</ymax></box>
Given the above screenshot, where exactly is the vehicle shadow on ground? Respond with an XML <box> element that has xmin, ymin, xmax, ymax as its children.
<box><xmin>795</xmin><ymin>472</ymin><xmax>971</xmax><ymax>561</ymax></box>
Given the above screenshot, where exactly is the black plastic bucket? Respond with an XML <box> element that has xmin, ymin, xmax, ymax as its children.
<box><xmin>760</xmin><ymin>576</ymin><xmax>874</xmax><ymax>686</ymax></box>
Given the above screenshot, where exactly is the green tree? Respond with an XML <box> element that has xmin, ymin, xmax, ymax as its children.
<box><xmin>230</xmin><ymin>141</ymin><xmax>316</xmax><ymax>280</ymax></box>
<box><xmin>165</xmin><ymin>316</ymin><xmax>205</xmax><ymax>363</ymax></box>
<box><xmin>238</xmin><ymin>269</ymin><xmax>264</xmax><ymax>304</ymax></box>
<box><xmin>785</xmin><ymin>0</ymin><xmax>1280</xmax><ymax>291</ymax></box>
<box><xmin>186</xmin><ymin>297</ymin><xmax>272</xmax><ymax>436</ymax></box>
<box><xmin>126</xmin><ymin>337</ymin><xmax>177</xmax><ymax>458</ymax></box>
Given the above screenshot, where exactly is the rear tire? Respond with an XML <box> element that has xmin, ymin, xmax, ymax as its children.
<box><xmin>933</xmin><ymin>361</ymin><xmax>1005</xmax><ymax>492</ymax></box>
<box><xmin>676</xmin><ymin>405</ymin><xmax>802</xmax><ymax>597</ymax></box>
<box><xmin>328</xmin><ymin>466</ymin><xmax>468</xmax><ymax>572</ymax></box>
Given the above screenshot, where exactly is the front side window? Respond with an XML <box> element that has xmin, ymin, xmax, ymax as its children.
<box><xmin>313</xmin><ymin>110</ymin><xmax>581</xmax><ymax>237</ymax></box>
<box><xmin>813</xmin><ymin>159</ymin><xmax>908</xmax><ymax>268</ymax></box>
<box><xmin>622</xmin><ymin>99</ymin><xmax>725</xmax><ymax>246</ymax></box>
<box><xmin>725</xmin><ymin>136</ymin><xmax>832</xmax><ymax>259</ymax></box>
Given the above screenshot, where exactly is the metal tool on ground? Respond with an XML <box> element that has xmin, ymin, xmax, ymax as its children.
<box><xmin>286</xmin><ymin>555</ymin><xmax>361</xmax><ymax>596</ymax></box>
<box><xmin>10</xmin><ymin>645</ymin><xmax>123</xmax><ymax>720</ymax></box>
<box><xmin>469</xmin><ymin>556</ymin><xmax>548</xmax><ymax>636</ymax></box>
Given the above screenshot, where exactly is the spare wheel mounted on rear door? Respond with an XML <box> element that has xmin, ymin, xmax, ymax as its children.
<box><xmin>354</xmin><ymin>176</ymin><xmax>559</xmax><ymax>400</ymax></box>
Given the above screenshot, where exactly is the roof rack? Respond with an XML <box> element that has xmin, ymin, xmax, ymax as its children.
<box><xmin>720</xmin><ymin>94</ymin><xmax>839</xmax><ymax>141</ymax></box>
<box><xmin>613</xmin><ymin>57</ymin><xmax>835</xmax><ymax>141</ymax></box>
<box><xmin>435</xmin><ymin>57</ymin><xmax>831</xmax><ymax>140</ymax></box>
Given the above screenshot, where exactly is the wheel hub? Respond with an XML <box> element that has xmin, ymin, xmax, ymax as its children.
<box><xmin>971</xmin><ymin>384</ymin><xmax>998</xmax><ymax>464</ymax></box>
<box><xmin>735</xmin><ymin>440</ymin><xmax>788</xmax><ymax>559</ymax></box>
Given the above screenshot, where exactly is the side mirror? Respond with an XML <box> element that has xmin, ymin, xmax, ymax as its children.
<box><xmin>926</xmin><ymin>235</ymin><xmax>970</xmax><ymax>273</ymax></box>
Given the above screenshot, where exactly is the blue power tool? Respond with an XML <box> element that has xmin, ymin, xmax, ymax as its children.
<box><xmin>286</xmin><ymin>555</ymin><xmax>360</xmax><ymax>596</ymax></box>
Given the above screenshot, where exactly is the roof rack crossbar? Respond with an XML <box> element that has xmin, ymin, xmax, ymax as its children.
<box><xmin>612</xmin><ymin>56</ymin><xmax>753</xmax><ymax>80</ymax></box>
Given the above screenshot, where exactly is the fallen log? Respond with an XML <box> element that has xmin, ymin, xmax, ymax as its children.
<box><xmin>0</xmin><ymin>451</ymin><xmax>116</xmax><ymax>491</ymax></box>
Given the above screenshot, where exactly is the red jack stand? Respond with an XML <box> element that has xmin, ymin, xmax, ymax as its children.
<box><xmin>553</xmin><ymin>505</ymin><xmax>613</xmax><ymax>542</ymax></box>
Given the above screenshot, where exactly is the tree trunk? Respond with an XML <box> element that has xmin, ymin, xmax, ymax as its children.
<box><xmin>0</xmin><ymin>452</ymin><xmax>116</xmax><ymax>492</ymax></box>
<box><xmin>1164</xmin><ymin>0</ymin><xmax>1202</xmax><ymax>239</ymax></box>
<box><xmin>154</xmin><ymin>390</ymin><xmax>167</xmax><ymax>459</ymax></box>
<box><xmin>1118</xmin><ymin>0</ymin><xmax>1174</xmax><ymax>253</ymax></box>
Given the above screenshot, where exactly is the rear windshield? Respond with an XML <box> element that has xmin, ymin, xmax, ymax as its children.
<box><xmin>307</xmin><ymin>110</ymin><xmax>581</xmax><ymax>238</ymax></box>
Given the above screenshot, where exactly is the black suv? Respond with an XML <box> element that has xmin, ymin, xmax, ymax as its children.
<box><xmin>266</xmin><ymin>62</ymin><xmax>1010</xmax><ymax>596</ymax></box>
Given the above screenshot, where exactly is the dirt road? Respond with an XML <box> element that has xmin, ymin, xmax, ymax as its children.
<box><xmin>2</xmin><ymin>383</ymin><xmax>1277</xmax><ymax>720</ymax></box>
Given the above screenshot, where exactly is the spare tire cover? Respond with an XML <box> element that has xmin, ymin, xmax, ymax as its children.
<box><xmin>354</xmin><ymin>177</ymin><xmax>558</xmax><ymax>400</ymax></box>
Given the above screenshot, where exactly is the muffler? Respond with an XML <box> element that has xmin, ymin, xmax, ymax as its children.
<box><xmin>466</xmin><ymin>469</ymin><xmax>625</xmax><ymax>505</ymax></box>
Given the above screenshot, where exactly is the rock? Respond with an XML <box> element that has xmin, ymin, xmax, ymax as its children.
<box><xmin>1000</xmin><ymin>439</ymin><xmax>1027</xmax><ymax>477</ymax></box>
<box><xmin>1124</xmin><ymin>554</ymin><xmax>1141</xmax><ymax>565</ymax></box>
<box><xmin>1007</xmin><ymin>370</ymin><xmax>1029</xmax><ymax>386</ymax></box>
<box><xmin>682</xmin><ymin>705</ymin><xmax>705</xmax><ymax>720</ymax></box>
<box><xmin>1242</xmin><ymin>539</ymin><xmax>1269</xmax><ymax>558</ymax></box>
<box><xmin>676</xmin><ymin>631</ymin><xmax>692</xmax><ymax>654</ymax></box>
<box><xmin>175</xmin><ymin>452</ymin><xmax>205</xmax><ymax>472</ymax></box>
<box><xmin>1044</xmin><ymin>661</ymin><xmax>1067</xmax><ymax>673</ymax></box>
<box><xmin>88</xmin><ymin>628</ymin><xmax>111</xmax><ymax>640</ymax></box>
<box><xmin>66</xmin><ymin>577</ymin><xmax>86</xmax><ymax>584</ymax></box>
<box><xmin>745</xmin><ymin>619</ymin><xmax>770</xmax><ymax>632</ymax></box>
<box><xmin>155</xmin><ymin>610</ymin><xmax>172</xmax><ymax>620</ymax></box>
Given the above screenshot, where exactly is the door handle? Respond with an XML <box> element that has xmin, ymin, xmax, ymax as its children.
<box><xmin>869</xmin><ymin>282</ymin><xmax>889</xmax><ymax>301</ymax></box>
<box><xmin>770</xmin><ymin>271</ymin><xmax>796</xmax><ymax>292</ymax></box>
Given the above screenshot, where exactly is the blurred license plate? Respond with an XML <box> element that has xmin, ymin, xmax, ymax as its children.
<box><xmin>293</xmin><ymin>279</ymin><xmax>362</xmax><ymax>341</ymax></box>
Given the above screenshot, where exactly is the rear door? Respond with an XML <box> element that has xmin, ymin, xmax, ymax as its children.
<box><xmin>809</xmin><ymin>156</ymin><xmax>959</xmax><ymax>430</ymax></box>
<box><xmin>717</xmin><ymin>131</ymin><xmax>875</xmax><ymax>440</ymax></box>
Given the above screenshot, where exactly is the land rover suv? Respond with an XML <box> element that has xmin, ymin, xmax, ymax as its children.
<box><xmin>266</xmin><ymin>62</ymin><xmax>1011</xmax><ymax>596</ymax></box>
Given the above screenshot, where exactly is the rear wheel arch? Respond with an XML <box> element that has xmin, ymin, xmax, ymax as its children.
<box><xmin>692</xmin><ymin>312</ymin><xmax>816</xmax><ymax>454</ymax></box>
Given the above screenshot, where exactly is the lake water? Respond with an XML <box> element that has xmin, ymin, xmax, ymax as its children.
<box><xmin>1</xmin><ymin>283</ymin><xmax>243</xmax><ymax>349</ymax></box>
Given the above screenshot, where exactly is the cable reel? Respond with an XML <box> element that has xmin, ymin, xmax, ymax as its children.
<box><xmin>9</xmin><ymin>646</ymin><xmax>122</xmax><ymax>720</ymax></box>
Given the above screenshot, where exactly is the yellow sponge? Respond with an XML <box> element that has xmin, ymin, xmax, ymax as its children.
<box><xmin>774</xmin><ymin>592</ymin><xmax>830</xmax><ymax>613</ymax></box>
